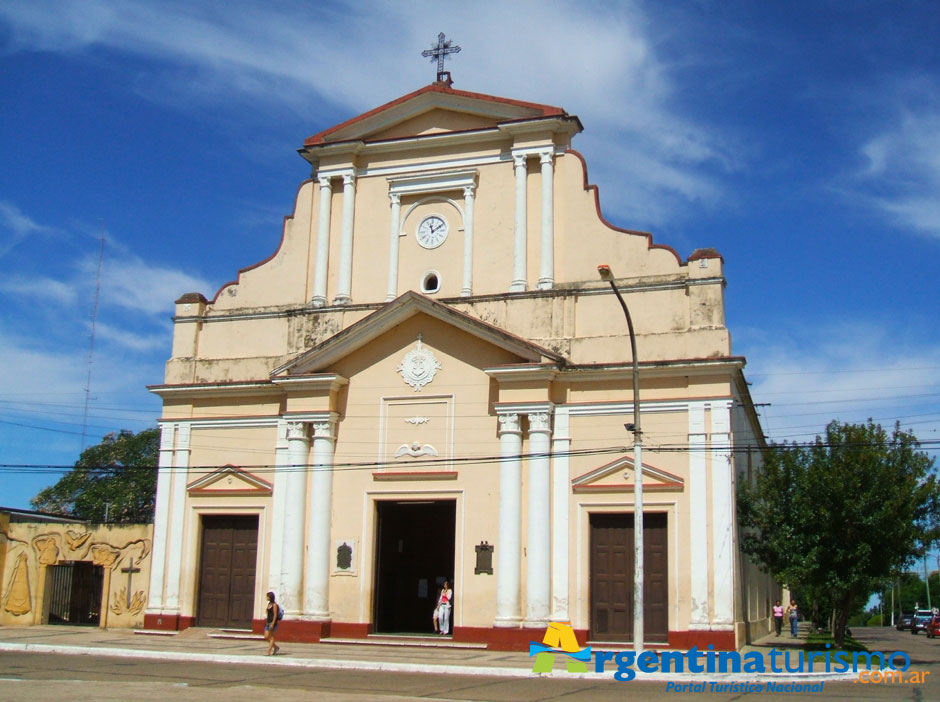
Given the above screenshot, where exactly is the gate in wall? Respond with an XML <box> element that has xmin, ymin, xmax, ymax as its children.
<box><xmin>47</xmin><ymin>561</ymin><xmax>104</xmax><ymax>626</ymax></box>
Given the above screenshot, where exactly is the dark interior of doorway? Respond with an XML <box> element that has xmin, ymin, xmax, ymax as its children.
<box><xmin>374</xmin><ymin>500</ymin><xmax>456</xmax><ymax>635</ymax></box>
<box><xmin>47</xmin><ymin>561</ymin><xmax>104</xmax><ymax>626</ymax></box>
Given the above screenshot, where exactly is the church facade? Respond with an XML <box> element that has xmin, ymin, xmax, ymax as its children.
<box><xmin>145</xmin><ymin>80</ymin><xmax>777</xmax><ymax>649</ymax></box>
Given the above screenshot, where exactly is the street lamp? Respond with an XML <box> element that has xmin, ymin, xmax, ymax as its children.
<box><xmin>598</xmin><ymin>264</ymin><xmax>644</xmax><ymax>653</ymax></box>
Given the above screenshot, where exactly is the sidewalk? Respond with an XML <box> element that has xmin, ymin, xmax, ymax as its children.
<box><xmin>0</xmin><ymin>623</ymin><xmax>848</xmax><ymax>683</ymax></box>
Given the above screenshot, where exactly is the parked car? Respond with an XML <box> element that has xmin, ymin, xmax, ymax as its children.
<box><xmin>925</xmin><ymin>615</ymin><xmax>940</xmax><ymax>639</ymax></box>
<box><xmin>897</xmin><ymin>612</ymin><xmax>914</xmax><ymax>630</ymax></box>
<box><xmin>910</xmin><ymin>609</ymin><xmax>934</xmax><ymax>634</ymax></box>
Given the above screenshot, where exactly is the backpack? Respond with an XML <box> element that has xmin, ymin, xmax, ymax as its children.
<box><xmin>276</xmin><ymin>604</ymin><xmax>284</xmax><ymax>621</ymax></box>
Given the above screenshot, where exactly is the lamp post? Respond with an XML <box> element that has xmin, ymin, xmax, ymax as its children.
<box><xmin>598</xmin><ymin>264</ymin><xmax>643</xmax><ymax>653</ymax></box>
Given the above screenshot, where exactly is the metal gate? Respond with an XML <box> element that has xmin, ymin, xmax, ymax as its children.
<box><xmin>47</xmin><ymin>562</ymin><xmax>104</xmax><ymax>625</ymax></box>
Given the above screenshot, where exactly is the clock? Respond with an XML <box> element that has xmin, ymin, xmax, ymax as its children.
<box><xmin>416</xmin><ymin>215</ymin><xmax>448</xmax><ymax>249</ymax></box>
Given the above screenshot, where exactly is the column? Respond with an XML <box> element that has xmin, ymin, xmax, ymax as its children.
<box><xmin>281</xmin><ymin>421</ymin><xmax>310</xmax><ymax>615</ymax></box>
<box><xmin>494</xmin><ymin>412</ymin><xmax>523</xmax><ymax>626</ymax></box>
<box><xmin>550</xmin><ymin>408</ymin><xmax>570</xmax><ymax>621</ymax></box>
<box><xmin>163</xmin><ymin>422</ymin><xmax>190</xmax><ymax>612</ymax></box>
<box><xmin>304</xmin><ymin>416</ymin><xmax>337</xmax><ymax>620</ymax></box>
<box><xmin>710</xmin><ymin>402</ymin><xmax>735</xmax><ymax>627</ymax></box>
<box><xmin>268</xmin><ymin>419</ymin><xmax>289</xmax><ymax>594</ymax></box>
<box><xmin>688</xmin><ymin>402</ymin><xmax>710</xmax><ymax>628</ymax></box>
<box><xmin>461</xmin><ymin>184</ymin><xmax>475</xmax><ymax>297</ymax></box>
<box><xmin>333</xmin><ymin>173</ymin><xmax>356</xmax><ymax>305</ymax></box>
<box><xmin>510</xmin><ymin>153</ymin><xmax>528</xmax><ymax>292</ymax></box>
<box><xmin>537</xmin><ymin>151</ymin><xmax>555</xmax><ymax>290</ymax></box>
<box><xmin>311</xmin><ymin>176</ymin><xmax>333</xmax><ymax>307</ymax></box>
<box><xmin>524</xmin><ymin>408</ymin><xmax>552</xmax><ymax>628</ymax></box>
<box><xmin>385</xmin><ymin>193</ymin><xmax>402</xmax><ymax>302</ymax></box>
<box><xmin>145</xmin><ymin>423</ymin><xmax>175</xmax><ymax>615</ymax></box>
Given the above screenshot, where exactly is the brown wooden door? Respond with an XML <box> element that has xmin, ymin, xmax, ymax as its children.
<box><xmin>198</xmin><ymin>515</ymin><xmax>258</xmax><ymax>628</ymax></box>
<box><xmin>590</xmin><ymin>512</ymin><xmax>668</xmax><ymax>642</ymax></box>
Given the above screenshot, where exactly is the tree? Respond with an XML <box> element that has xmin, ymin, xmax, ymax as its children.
<box><xmin>31</xmin><ymin>428</ymin><xmax>159</xmax><ymax>523</ymax></box>
<box><xmin>738</xmin><ymin>420</ymin><xmax>940</xmax><ymax>646</ymax></box>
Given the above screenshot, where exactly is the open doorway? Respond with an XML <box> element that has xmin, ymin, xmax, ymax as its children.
<box><xmin>373</xmin><ymin>500</ymin><xmax>456</xmax><ymax>634</ymax></box>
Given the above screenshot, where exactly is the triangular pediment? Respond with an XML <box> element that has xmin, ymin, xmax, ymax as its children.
<box><xmin>304</xmin><ymin>83</ymin><xmax>566</xmax><ymax>146</ymax></box>
<box><xmin>572</xmin><ymin>456</ymin><xmax>684</xmax><ymax>494</ymax></box>
<box><xmin>272</xmin><ymin>291</ymin><xmax>564</xmax><ymax>377</ymax></box>
<box><xmin>187</xmin><ymin>465</ymin><xmax>273</xmax><ymax>496</ymax></box>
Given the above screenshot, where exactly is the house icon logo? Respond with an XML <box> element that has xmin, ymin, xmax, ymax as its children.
<box><xmin>530</xmin><ymin>622</ymin><xmax>591</xmax><ymax>673</ymax></box>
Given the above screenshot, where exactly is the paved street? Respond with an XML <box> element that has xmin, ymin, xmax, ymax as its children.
<box><xmin>0</xmin><ymin>626</ymin><xmax>937</xmax><ymax>701</ymax></box>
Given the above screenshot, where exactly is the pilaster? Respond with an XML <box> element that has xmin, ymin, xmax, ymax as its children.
<box><xmin>494</xmin><ymin>411</ymin><xmax>523</xmax><ymax>627</ymax></box>
<box><xmin>510</xmin><ymin>153</ymin><xmax>528</xmax><ymax>292</ymax></box>
<box><xmin>334</xmin><ymin>172</ymin><xmax>356</xmax><ymax>305</ymax></box>
<box><xmin>311</xmin><ymin>175</ymin><xmax>333</xmax><ymax>307</ymax></box>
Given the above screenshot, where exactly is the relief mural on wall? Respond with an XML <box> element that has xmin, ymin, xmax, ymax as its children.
<box><xmin>0</xmin><ymin>518</ymin><xmax>152</xmax><ymax>626</ymax></box>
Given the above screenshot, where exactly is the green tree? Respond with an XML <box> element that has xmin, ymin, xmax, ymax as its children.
<box><xmin>31</xmin><ymin>428</ymin><xmax>159</xmax><ymax>523</ymax></box>
<box><xmin>738</xmin><ymin>420</ymin><xmax>940</xmax><ymax>646</ymax></box>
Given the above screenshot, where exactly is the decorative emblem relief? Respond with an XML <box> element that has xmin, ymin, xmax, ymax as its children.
<box><xmin>397</xmin><ymin>334</ymin><xmax>442</xmax><ymax>392</ymax></box>
<box><xmin>405</xmin><ymin>416</ymin><xmax>430</xmax><ymax>425</ymax></box>
<box><xmin>395</xmin><ymin>442</ymin><xmax>439</xmax><ymax>458</ymax></box>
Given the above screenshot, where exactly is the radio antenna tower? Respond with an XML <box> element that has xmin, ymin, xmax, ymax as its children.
<box><xmin>81</xmin><ymin>228</ymin><xmax>106</xmax><ymax>452</ymax></box>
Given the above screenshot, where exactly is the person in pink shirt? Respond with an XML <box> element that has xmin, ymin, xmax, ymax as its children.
<box><xmin>772</xmin><ymin>600</ymin><xmax>784</xmax><ymax>636</ymax></box>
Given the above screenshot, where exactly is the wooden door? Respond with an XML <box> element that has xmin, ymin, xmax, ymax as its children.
<box><xmin>197</xmin><ymin>515</ymin><xmax>258</xmax><ymax>628</ymax></box>
<box><xmin>590</xmin><ymin>512</ymin><xmax>668</xmax><ymax>642</ymax></box>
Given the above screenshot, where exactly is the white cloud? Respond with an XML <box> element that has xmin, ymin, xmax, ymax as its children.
<box><xmin>738</xmin><ymin>321</ymin><xmax>940</xmax><ymax>444</ymax></box>
<box><xmin>853</xmin><ymin>102</ymin><xmax>940</xmax><ymax>240</ymax></box>
<box><xmin>0</xmin><ymin>276</ymin><xmax>77</xmax><ymax>305</ymax></box>
<box><xmin>95</xmin><ymin>322</ymin><xmax>168</xmax><ymax>353</ymax></box>
<box><xmin>0</xmin><ymin>200</ymin><xmax>52</xmax><ymax>259</ymax></box>
<box><xmin>0</xmin><ymin>0</ymin><xmax>733</xmax><ymax>227</ymax></box>
<box><xmin>77</xmin><ymin>253</ymin><xmax>211</xmax><ymax>317</ymax></box>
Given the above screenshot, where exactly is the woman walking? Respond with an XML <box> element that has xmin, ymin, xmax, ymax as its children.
<box><xmin>264</xmin><ymin>591</ymin><xmax>281</xmax><ymax>655</ymax></box>
<box><xmin>772</xmin><ymin>600</ymin><xmax>784</xmax><ymax>636</ymax></box>
<box><xmin>786</xmin><ymin>600</ymin><xmax>799</xmax><ymax>638</ymax></box>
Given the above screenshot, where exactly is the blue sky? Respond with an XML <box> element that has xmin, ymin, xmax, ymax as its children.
<box><xmin>1</xmin><ymin>0</ymin><xmax>938</xmax><ymax>517</ymax></box>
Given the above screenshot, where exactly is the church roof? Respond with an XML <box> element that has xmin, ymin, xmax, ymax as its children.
<box><xmin>302</xmin><ymin>82</ymin><xmax>571</xmax><ymax>147</ymax></box>
<box><xmin>272</xmin><ymin>291</ymin><xmax>565</xmax><ymax>376</ymax></box>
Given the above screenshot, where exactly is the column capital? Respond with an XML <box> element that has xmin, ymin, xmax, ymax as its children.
<box><xmin>311</xmin><ymin>418</ymin><xmax>337</xmax><ymax>440</ymax></box>
<box><xmin>539</xmin><ymin>150</ymin><xmax>555</xmax><ymax>165</ymax></box>
<box><xmin>388</xmin><ymin>192</ymin><xmax>401</xmax><ymax>205</ymax></box>
<box><xmin>342</xmin><ymin>173</ymin><xmax>356</xmax><ymax>186</ymax></box>
<box><xmin>463</xmin><ymin>183</ymin><xmax>476</xmax><ymax>198</ymax></box>
<box><xmin>497</xmin><ymin>412</ymin><xmax>521</xmax><ymax>436</ymax></box>
<box><xmin>527</xmin><ymin>410</ymin><xmax>553</xmax><ymax>434</ymax></box>
<box><xmin>286</xmin><ymin>421</ymin><xmax>309</xmax><ymax>441</ymax></box>
<box><xmin>512</xmin><ymin>153</ymin><xmax>527</xmax><ymax>168</ymax></box>
<box><xmin>317</xmin><ymin>175</ymin><xmax>332</xmax><ymax>189</ymax></box>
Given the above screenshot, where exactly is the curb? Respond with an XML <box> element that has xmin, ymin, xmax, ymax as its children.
<box><xmin>0</xmin><ymin>642</ymin><xmax>858</xmax><ymax>683</ymax></box>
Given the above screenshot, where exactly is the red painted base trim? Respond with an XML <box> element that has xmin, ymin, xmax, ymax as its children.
<box><xmin>668</xmin><ymin>630</ymin><xmax>736</xmax><ymax>651</ymax></box>
<box><xmin>330</xmin><ymin>622</ymin><xmax>371</xmax><ymax>638</ymax></box>
<box><xmin>252</xmin><ymin>618</ymin><xmax>332</xmax><ymax>643</ymax></box>
<box><xmin>143</xmin><ymin>614</ymin><xmax>195</xmax><ymax>632</ymax></box>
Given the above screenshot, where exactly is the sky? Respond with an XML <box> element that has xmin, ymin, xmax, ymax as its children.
<box><xmin>1</xmin><ymin>0</ymin><xmax>938</xmax><ymax>529</ymax></box>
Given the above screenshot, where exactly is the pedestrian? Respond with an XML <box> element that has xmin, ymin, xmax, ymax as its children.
<box><xmin>772</xmin><ymin>600</ymin><xmax>784</xmax><ymax>636</ymax></box>
<box><xmin>432</xmin><ymin>591</ymin><xmax>441</xmax><ymax>633</ymax></box>
<box><xmin>264</xmin><ymin>591</ymin><xmax>281</xmax><ymax>655</ymax></box>
<box><xmin>786</xmin><ymin>600</ymin><xmax>799</xmax><ymax>638</ymax></box>
<box><xmin>437</xmin><ymin>580</ymin><xmax>453</xmax><ymax>636</ymax></box>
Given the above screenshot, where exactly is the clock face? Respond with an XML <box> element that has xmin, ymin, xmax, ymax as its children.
<box><xmin>416</xmin><ymin>215</ymin><xmax>448</xmax><ymax>249</ymax></box>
